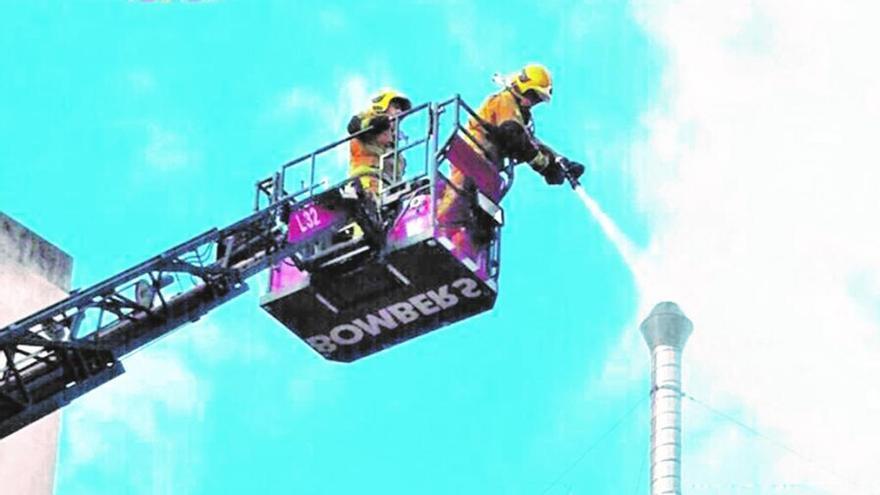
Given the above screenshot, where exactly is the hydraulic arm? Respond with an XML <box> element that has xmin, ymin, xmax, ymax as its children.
<box><xmin>0</xmin><ymin>195</ymin><xmax>300</xmax><ymax>439</ymax></box>
<box><xmin>0</xmin><ymin>95</ymin><xmax>513</xmax><ymax>439</ymax></box>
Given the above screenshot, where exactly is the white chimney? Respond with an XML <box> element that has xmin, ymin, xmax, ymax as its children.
<box><xmin>640</xmin><ymin>302</ymin><xmax>693</xmax><ymax>495</ymax></box>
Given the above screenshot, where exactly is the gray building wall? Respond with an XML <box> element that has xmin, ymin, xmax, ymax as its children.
<box><xmin>0</xmin><ymin>213</ymin><xmax>73</xmax><ymax>495</ymax></box>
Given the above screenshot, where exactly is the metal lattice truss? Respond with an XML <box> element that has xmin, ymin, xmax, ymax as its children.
<box><xmin>0</xmin><ymin>201</ymin><xmax>298</xmax><ymax>438</ymax></box>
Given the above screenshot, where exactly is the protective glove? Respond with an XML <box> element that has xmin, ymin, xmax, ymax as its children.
<box><xmin>541</xmin><ymin>161</ymin><xmax>566</xmax><ymax>185</ymax></box>
<box><xmin>367</xmin><ymin>115</ymin><xmax>391</xmax><ymax>133</ymax></box>
<box><xmin>346</xmin><ymin>115</ymin><xmax>362</xmax><ymax>135</ymax></box>
<box><xmin>562</xmin><ymin>159</ymin><xmax>585</xmax><ymax>180</ymax></box>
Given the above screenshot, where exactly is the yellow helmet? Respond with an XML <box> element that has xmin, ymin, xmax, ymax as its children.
<box><xmin>370</xmin><ymin>88</ymin><xmax>412</xmax><ymax>113</ymax></box>
<box><xmin>511</xmin><ymin>63</ymin><xmax>553</xmax><ymax>103</ymax></box>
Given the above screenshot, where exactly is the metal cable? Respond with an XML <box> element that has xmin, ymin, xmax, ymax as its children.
<box><xmin>540</xmin><ymin>392</ymin><xmax>650</xmax><ymax>494</ymax></box>
<box><xmin>632</xmin><ymin>424</ymin><xmax>649</xmax><ymax>495</ymax></box>
<box><xmin>682</xmin><ymin>390</ymin><xmax>878</xmax><ymax>495</ymax></box>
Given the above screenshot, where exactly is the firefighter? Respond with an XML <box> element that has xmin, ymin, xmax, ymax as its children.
<box><xmin>346</xmin><ymin>88</ymin><xmax>412</xmax><ymax>195</ymax></box>
<box><xmin>438</xmin><ymin>64</ymin><xmax>584</xmax><ymax>225</ymax></box>
<box><xmin>466</xmin><ymin>63</ymin><xmax>584</xmax><ymax>185</ymax></box>
<box><xmin>435</xmin><ymin>64</ymin><xmax>585</xmax><ymax>264</ymax></box>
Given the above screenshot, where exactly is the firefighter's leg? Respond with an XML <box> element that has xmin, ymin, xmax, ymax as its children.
<box><xmin>348</xmin><ymin>172</ymin><xmax>386</xmax><ymax>244</ymax></box>
<box><xmin>358</xmin><ymin>174</ymin><xmax>380</xmax><ymax>196</ymax></box>
<box><xmin>436</xmin><ymin>182</ymin><xmax>475</xmax><ymax>260</ymax></box>
<box><xmin>334</xmin><ymin>171</ymin><xmax>379</xmax><ymax>243</ymax></box>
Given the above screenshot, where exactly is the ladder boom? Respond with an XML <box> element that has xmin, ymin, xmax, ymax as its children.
<box><xmin>0</xmin><ymin>95</ymin><xmax>501</xmax><ymax>438</ymax></box>
<box><xmin>0</xmin><ymin>197</ymin><xmax>297</xmax><ymax>439</ymax></box>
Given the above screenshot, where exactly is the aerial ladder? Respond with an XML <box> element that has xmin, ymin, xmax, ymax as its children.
<box><xmin>0</xmin><ymin>97</ymin><xmax>526</xmax><ymax>439</ymax></box>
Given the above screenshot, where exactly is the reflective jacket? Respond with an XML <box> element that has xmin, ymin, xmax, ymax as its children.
<box><xmin>467</xmin><ymin>89</ymin><xmax>534</xmax><ymax>165</ymax></box>
<box><xmin>348</xmin><ymin>110</ymin><xmax>406</xmax><ymax>193</ymax></box>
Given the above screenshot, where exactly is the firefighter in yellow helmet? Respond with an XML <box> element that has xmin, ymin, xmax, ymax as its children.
<box><xmin>441</xmin><ymin>64</ymin><xmax>584</xmax><ymax>202</ymax></box>
<box><xmin>436</xmin><ymin>64</ymin><xmax>584</xmax><ymax>254</ymax></box>
<box><xmin>466</xmin><ymin>63</ymin><xmax>583</xmax><ymax>185</ymax></box>
<box><xmin>347</xmin><ymin>88</ymin><xmax>412</xmax><ymax>194</ymax></box>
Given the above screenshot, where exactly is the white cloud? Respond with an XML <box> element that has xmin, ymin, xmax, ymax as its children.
<box><xmin>434</xmin><ymin>1</ymin><xmax>514</xmax><ymax>71</ymax></box>
<box><xmin>270</xmin><ymin>73</ymin><xmax>388</xmax><ymax>178</ymax></box>
<box><xmin>274</xmin><ymin>74</ymin><xmax>370</xmax><ymax>127</ymax></box>
<box><xmin>61</xmin><ymin>316</ymin><xmax>273</xmax><ymax>470</ymax></box>
<box><xmin>127</xmin><ymin>69</ymin><xmax>156</xmax><ymax>94</ymax></box>
<box><xmin>143</xmin><ymin>123</ymin><xmax>199</xmax><ymax>170</ymax></box>
<box><xmin>338</xmin><ymin>74</ymin><xmax>370</xmax><ymax>118</ymax></box>
<box><xmin>588</xmin><ymin>1</ymin><xmax>880</xmax><ymax>492</ymax></box>
<box><xmin>318</xmin><ymin>8</ymin><xmax>347</xmax><ymax>31</ymax></box>
<box><xmin>278</xmin><ymin>87</ymin><xmax>324</xmax><ymax>115</ymax></box>
<box><xmin>178</xmin><ymin>319</ymin><xmax>273</xmax><ymax>365</ymax></box>
<box><xmin>288</xmin><ymin>362</ymin><xmax>330</xmax><ymax>408</ymax></box>
<box><xmin>64</xmin><ymin>350</ymin><xmax>203</xmax><ymax>466</ymax></box>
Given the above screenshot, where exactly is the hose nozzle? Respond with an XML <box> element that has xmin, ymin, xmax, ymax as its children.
<box><xmin>557</xmin><ymin>157</ymin><xmax>586</xmax><ymax>189</ymax></box>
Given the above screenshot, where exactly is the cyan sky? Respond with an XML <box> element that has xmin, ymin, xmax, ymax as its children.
<box><xmin>2</xmin><ymin>2</ymin><xmax>662</xmax><ymax>493</ymax></box>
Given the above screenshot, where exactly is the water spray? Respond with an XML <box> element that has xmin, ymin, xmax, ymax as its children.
<box><xmin>558</xmin><ymin>158</ymin><xmax>641</xmax><ymax>268</ymax></box>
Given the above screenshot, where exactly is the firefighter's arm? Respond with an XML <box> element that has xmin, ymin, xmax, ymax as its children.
<box><xmin>491</xmin><ymin>121</ymin><xmax>539</xmax><ymax>161</ymax></box>
<box><xmin>481</xmin><ymin>119</ymin><xmax>557</xmax><ymax>185</ymax></box>
<box><xmin>347</xmin><ymin>112</ymin><xmax>391</xmax><ymax>138</ymax></box>
<box><xmin>529</xmin><ymin>144</ymin><xmax>565</xmax><ymax>185</ymax></box>
<box><xmin>484</xmin><ymin>120</ymin><xmax>556</xmax><ymax>183</ymax></box>
<box><xmin>477</xmin><ymin>93</ymin><xmax>525</xmax><ymax>146</ymax></box>
<box><xmin>399</xmin><ymin>155</ymin><xmax>407</xmax><ymax>177</ymax></box>
<box><xmin>532</xmin><ymin>143</ymin><xmax>586</xmax><ymax>186</ymax></box>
